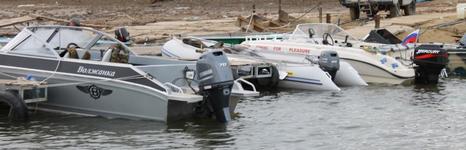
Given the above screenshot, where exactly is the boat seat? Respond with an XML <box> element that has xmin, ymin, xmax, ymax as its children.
<box><xmin>102</xmin><ymin>45</ymin><xmax>129</xmax><ymax>63</ymax></box>
<box><xmin>102</xmin><ymin>49</ymin><xmax>113</xmax><ymax>62</ymax></box>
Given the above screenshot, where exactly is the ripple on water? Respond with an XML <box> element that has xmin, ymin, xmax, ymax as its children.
<box><xmin>1</xmin><ymin>80</ymin><xmax>466</xmax><ymax>149</ymax></box>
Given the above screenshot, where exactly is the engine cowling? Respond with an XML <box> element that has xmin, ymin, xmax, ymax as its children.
<box><xmin>196</xmin><ymin>51</ymin><xmax>234</xmax><ymax>122</ymax></box>
<box><xmin>318</xmin><ymin>50</ymin><xmax>340</xmax><ymax>80</ymax></box>
<box><xmin>413</xmin><ymin>44</ymin><xmax>449</xmax><ymax>84</ymax></box>
<box><xmin>115</xmin><ymin>27</ymin><xmax>130</xmax><ymax>43</ymax></box>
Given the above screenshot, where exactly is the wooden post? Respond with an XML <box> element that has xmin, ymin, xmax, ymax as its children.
<box><xmin>374</xmin><ymin>14</ymin><xmax>380</xmax><ymax>28</ymax></box>
<box><xmin>326</xmin><ymin>13</ymin><xmax>331</xmax><ymax>23</ymax></box>
<box><xmin>318</xmin><ymin>7</ymin><xmax>323</xmax><ymax>23</ymax></box>
<box><xmin>278</xmin><ymin>0</ymin><xmax>282</xmax><ymax>11</ymax></box>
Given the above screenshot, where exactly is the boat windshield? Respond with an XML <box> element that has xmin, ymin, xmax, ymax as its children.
<box><xmin>6</xmin><ymin>27</ymin><xmax>99</xmax><ymax>58</ymax></box>
<box><xmin>3</xmin><ymin>26</ymin><xmax>133</xmax><ymax>59</ymax></box>
<box><xmin>45</xmin><ymin>27</ymin><xmax>98</xmax><ymax>50</ymax></box>
<box><xmin>8</xmin><ymin>29</ymin><xmax>56</xmax><ymax>57</ymax></box>
<box><xmin>290</xmin><ymin>23</ymin><xmax>357</xmax><ymax>41</ymax></box>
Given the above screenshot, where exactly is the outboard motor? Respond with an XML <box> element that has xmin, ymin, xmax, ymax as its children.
<box><xmin>318</xmin><ymin>50</ymin><xmax>340</xmax><ymax>80</ymax></box>
<box><xmin>196</xmin><ymin>51</ymin><xmax>234</xmax><ymax>123</ymax></box>
<box><xmin>413</xmin><ymin>44</ymin><xmax>449</xmax><ymax>84</ymax></box>
<box><xmin>115</xmin><ymin>27</ymin><xmax>130</xmax><ymax>43</ymax></box>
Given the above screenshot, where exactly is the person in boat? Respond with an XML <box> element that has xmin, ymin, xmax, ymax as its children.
<box><xmin>68</xmin><ymin>18</ymin><xmax>81</xmax><ymax>27</ymax></box>
<box><xmin>61</xmin><ymin>18</ymin><xmax>93</xmax><ymax>60</ymax></box>
<box><xmin>59</xmin><ymin>43</ymin><xmax>79</xmax><ymax>58</ymax></box>
<box><xmin>109</xmin><ymin>44</ymin><xmax>129</xmax><ymax>63</ymax></box>
<box><xmin>59</xmin><ymin>43</ymin><xmax>91</xmax><ymax>60</ymax></box>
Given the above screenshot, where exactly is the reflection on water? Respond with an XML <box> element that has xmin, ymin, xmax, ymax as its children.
<box><xmin>411</xmin><ymin>83</ymin><xmax>447</xmax><ymax>108</ymax></box>
<box><xmin>1</xmin><ymin>79</ymin><xmax>466</xmax><ymax>149</ymax></box>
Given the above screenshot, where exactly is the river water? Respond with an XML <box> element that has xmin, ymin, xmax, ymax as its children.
<box><xmin>1</xmin><ymin>78</ymin><xmax>466</xmax><ymax>149</ymax></box>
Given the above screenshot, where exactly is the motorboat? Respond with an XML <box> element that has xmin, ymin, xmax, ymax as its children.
<box><xmin>362</xmin><ymin>29</ymin><xmax>466</xmax><ymax>76</ymax></box>
<box><xmin>162</xmin><ymin>37</ymin><xmax>344</xmax><ymax>91</ymax></box>
<box><xmin>162</xmin><ymin>37</ymin><xmax>276</xmax><ymax>85</ymax></box>
<box><xmin>241</xmin><ymin>23</ymin><xmax>416</xmax><ymax>84</ymax></box>
<box><xmin>357</xmin><ymin>27</ymin><xmax>451</xmax><ymax>80</ymax></box>
<box><xmin>0</xmin><ymin>25</ymin><xmax>258</xmax><ymax>123</ymax></box>
<box><xmin>194</xmin><ymin>32</ymin><xmax>284</xmax><ymax>45</ymax></box>
<box><xmin>230</xmin><ymin>44</ymin><xmax>367</xmax><ymax>87</ymax></box>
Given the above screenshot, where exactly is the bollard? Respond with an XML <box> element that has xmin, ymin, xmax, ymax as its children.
<box><xmin>374</xmin><ymin>14</ymin><xmax>380</xmax><ymax>29</ymax></box>
<box><xmin>319</xmin><ymin>7</ymin><xmax>323</xmax><ymax>23</ymax></box>
<box><xmin>326</xmin><ymin>13</ymin><xmax>331</xmax><ymax>23</ymax></box>
<box><xmin>278</xmin><ymin>0</ymin><xmax>282</xmax><ymax>11</ymax></box>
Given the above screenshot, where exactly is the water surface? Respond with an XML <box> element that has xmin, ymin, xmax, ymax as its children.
<box><xmin>1</xmin><ymin>78</ymin><xmax>466</xmax><ymax>149</ymax></box>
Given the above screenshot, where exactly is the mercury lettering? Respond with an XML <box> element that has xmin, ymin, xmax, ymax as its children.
<box><xmin>416</xmin><ymin>49</ymin><xmax>440</xmax><ymax>54</ymax></box>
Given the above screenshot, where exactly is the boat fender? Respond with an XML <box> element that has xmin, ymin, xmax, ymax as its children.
<box><xmin>0</xmin><ymin>90</ymin><xmax>28</xmax><ymax>121</ymax></box>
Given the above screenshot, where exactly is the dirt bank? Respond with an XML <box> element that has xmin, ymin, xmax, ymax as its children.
<box><xmin>0</xmin><ymin>0</ymin><xmax>341</xmax><ymax>26</ymax></box>
<box><xmin>0</xmin><ymin>0</ymin><xmax>464</xmax><ymax>44</ymax></box>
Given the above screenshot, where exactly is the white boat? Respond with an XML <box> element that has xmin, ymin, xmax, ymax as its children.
<box><xmin>230</xmin><ymin>45</ymin><xmax>367</xmax><ymax>87</ymax></box>
<box><xmin>241</xmin><ymin>23</ymin><xmax>415</xmax><ymax>84</ymax></box>
<box><xmin>162</xmin><ymin>37</ymin><xmax>342</xmax><ymax>91</ymax></box>
<box><xmin>0</xmin><ymin>25</ymin><xmax>258</xmax><ymax>123</ymax></box>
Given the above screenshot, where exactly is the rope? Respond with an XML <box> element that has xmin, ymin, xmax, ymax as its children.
<box><xmin>40</xmin><ymin>59</ymin><xmax>62</xmax><ymax>84</ymax></box>
<box><xmin>291</xmin><ymin>5</ymin><xmax>319</xmax><ymax>23</ymax></box>
<box><xmin>268</xmin><ymin>5</ymin><xmax>320</xmax><ymax>30</ymax></box>
<box><xmin>245</xmin><ymin>12</ymin><xmax>255</xmax><ymax>33</ymax></box>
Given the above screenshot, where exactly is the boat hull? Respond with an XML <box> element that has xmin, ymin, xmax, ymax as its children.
<box><xmin>334</xmin><ymin>61</ymin><xmax>368</xmax><ymax>86</ymax></box>
<box><xmin>250</xmin><ymin>51</ymin><xmax>367</xmax><ymax>86</ymax></box>
<box><xmin>242</xmin><ymin>40</ymin><xmax>414</xmax><ymax>84</ymax></box>
<box><xmin>342</xmin><ymin>58</ymin><xmax>413</xmax><ymax>84</ymax></box>
<box><xmin>277</xmin><ymin>63</ymin><xmax>340</xmax><ymax>91</ymax></box>
<box><xmin>0</xmin><ymin>65</ymin><xmax>174</xmax><ymax>121</ymax></box>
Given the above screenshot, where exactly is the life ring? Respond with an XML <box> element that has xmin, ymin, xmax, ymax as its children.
<box><xmin>0</xmin><ymin>90</ymin><xmax>28</xmax><ymax>121</ymax></box>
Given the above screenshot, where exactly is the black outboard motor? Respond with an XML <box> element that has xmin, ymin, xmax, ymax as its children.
<box><xmin>115</xmin><ymin>27</ymin><xmax>130</xmax><ymax>43</ymax></box>
<box><xmin>413</xmin><ymin>44</ymin><xmax>449</xmax><ymax>84</ymax></box>
<box><xmin>196</xmin><ymin>51</ymin><xmax>234</xmax><ymax>123</ymax></box>
<box><xmin>319</xmin><ymin>50</ymin><xmax>340</xmax><ymax>80</ymax></box>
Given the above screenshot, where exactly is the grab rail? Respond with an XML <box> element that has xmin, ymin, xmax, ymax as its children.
<box><xmin>233</xmin><ymin>78</ymin><xmax>257</xmax><ymax>92</ymax></box>
<box><xmin>245</xmin><ymin>34</ymin><xmax>283</xmax><ymax>42</ymax></box>
<box><xmin>164</xmin><ymin>82</ymin><xmax>184</xmax><ymax>94</ymax></box>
